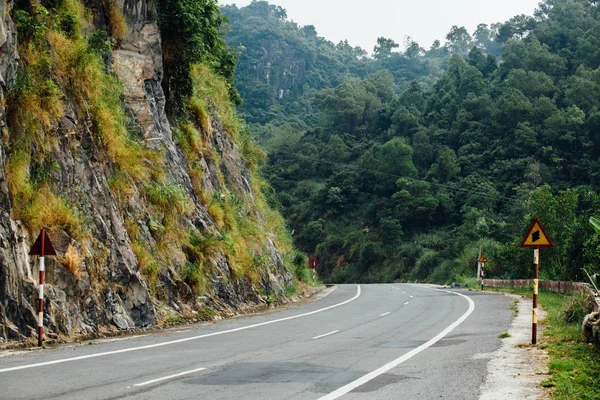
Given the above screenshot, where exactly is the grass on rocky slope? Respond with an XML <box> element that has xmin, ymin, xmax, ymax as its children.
<box><xmin>8</xmin><ymin>1</ymin><xmax>301</xmax><ymax>295</ymax></box>
<box><xmin>8</xmin><ymin>0</ymin><xmax>161</xmax><ymax>240</ymax></box>
<box><xmin>8</xmin><ymin>0</ymin><xmax>192</xmax><ymax>288</ymax></box>
<box><xmin>176</xmin><ymin>64</ymin><xmax>305</xmax><ymax>288</ymax></box>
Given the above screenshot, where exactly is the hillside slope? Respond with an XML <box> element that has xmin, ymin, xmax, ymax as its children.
<box><xmin>0</xmin><ymin>0</ymin><xmax>295</xmax><ymax>343</ymax></box>
<box><xmin>225</xmin><ymin>0</ymin><xmax>600</xmax><ymax>284</ymax></box>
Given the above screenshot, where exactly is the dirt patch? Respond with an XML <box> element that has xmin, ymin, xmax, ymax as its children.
<box><xmin>479</xmin><ymin>294</ymin><xmax>550</xmax><ymax>400</ymax></box>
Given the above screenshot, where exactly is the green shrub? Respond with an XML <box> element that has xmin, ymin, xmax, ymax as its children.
<box><xmin>429</xmin><ymin>260</ymin><xmax>456</xmax><ymax>284</ymax></box>
<box><xmin>158</xmin><ymin>0</ymin><xmax>239</xmax><ymax>114</ymax></box>
<box><xmin>182</xmin><ymin>261</ymin><xmax>209</xmax><ymax>292</ymax></box>
<box><xmin>413</xmin><ymin>249</ymin><xmax>440</xmax><ymax>280</ymax></box>
<box><xmin>561</xmin><ymin>290</ymin><xmax>595</xmax><ymax>324</ymax></box>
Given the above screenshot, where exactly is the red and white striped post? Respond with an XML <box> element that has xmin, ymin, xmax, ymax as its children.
<box><xmin>38</xmin><ymin>249</ymin><xmax>45</xmax><ymax>347</ymax></box>
<box><xmin>29</xmin><ymin>229</ymin><xmax>56</xmax><ymax>347</ymax></box>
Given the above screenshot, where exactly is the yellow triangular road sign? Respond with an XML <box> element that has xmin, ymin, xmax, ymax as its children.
<box><xmin>478</xmin><ymin>254</ymin><xmax>488</xmax><ymax>263</ymax></box>
<box><xmin>520</xmin><ymin>219</ymin><xmax>553</xmax><ymax>248</ymax></box>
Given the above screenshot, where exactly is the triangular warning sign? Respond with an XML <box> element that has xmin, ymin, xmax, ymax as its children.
<box><xmin>520</xmin><ymin>219</ymin><xmax>553</xmax><ymax>248</ymax></box>
<box><xmin>478</xmin><ymin>254</ymin><xmax>488</xmax><ymax>263</ymax></box>
<box><xmin>29</xmin><ymin>229</ymin><xmax>57</xmax><ymax>256</ymax></box>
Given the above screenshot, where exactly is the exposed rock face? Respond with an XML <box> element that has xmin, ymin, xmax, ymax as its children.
<box><xmin>583</xmin><ymin>311</ymin><xmax>600</xmax><ymax>345</ymax></box>
<box><xmin>237</xmin><ymin>42</ymin><xmax>307</xmax><ymax>104</ymax></box>
<box><xmin>582</xmin><ymin>296</ymin><xmax>600</xmax><ymax>345</ymax></box>
<box><xmin>0</xmin><ymin>0</ymin><xmax>292</xmax><ymax>343</ymax></box>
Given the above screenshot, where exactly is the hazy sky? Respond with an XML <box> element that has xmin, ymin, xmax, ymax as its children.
<box><xmin>219</xmin><ymin>0</ymin><xmax>542</xmax><ymax>52</ymax></box>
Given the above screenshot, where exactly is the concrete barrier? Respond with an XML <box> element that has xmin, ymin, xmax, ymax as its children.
<box><xmin>482</xmin><ymin>279</ymin><xmax>590</xmax><ymax>295</ymax></box>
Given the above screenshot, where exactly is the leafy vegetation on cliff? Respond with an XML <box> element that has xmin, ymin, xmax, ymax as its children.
<box><xmin>224</xmin><ymin>0</ymin><xmax>600</xmax><ymax>284</ymax></box>
<box><xmin>158</xmin><ymin>0</ymin><xmax>240</xmax><ymax>114</ymax></box>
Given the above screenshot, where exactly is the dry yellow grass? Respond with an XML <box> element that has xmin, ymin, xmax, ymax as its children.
<box><xmin>6</xmin><ymin>0</ymin><xmax>164</xmax><ymax>241</ymax></box>
<box><xmin>24</xmin><ymin>186</ymin><xmax>84</xmax><ymax>238</ymax></box>
<box><xmin>189</xmin><ymin>65</ymin><xmax>241</xmax><ymax>139</ymax></box>
<box><xmin>60</xmin><ymin>243</ymin><xmax>83</xmax><ymax>280</ymax></box>
<box><xmin>127</xmin><ymin>219</ymin><xmax>160</xmax><ymax>287</ymax></box>
<box><xmin>5</xmin><ymin>150</ymin><xmax>33</xmax><ymax>203</ymax></box>
<box><xmin>188</xmin><ymin>97</ymin><xmax>213</xmax><ymax>141</ymax></box>
<box><xmin>46</xmin><ymin>25</ymin><xmax>164</xmax><ymax>185</ymax></box>
<box><xmin>207</xmin><ymin>200</ymin><xmax>226</xmax><ymax>229</ymax></box>
<box><xmin>103</xmin><ymin>0</ymin><xmax>127</xmax><ymax>39</ymax></box>
<box><xmin>189</xmin><ymin>167</ymin><xmax>205</xmax><ymax>197</ymax></box>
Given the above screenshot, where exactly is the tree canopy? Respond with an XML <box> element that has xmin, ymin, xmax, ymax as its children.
<box><xmin>223</xmin><ymin>0</ymin><xmax>600</xmax><ymax>284</ymax></box>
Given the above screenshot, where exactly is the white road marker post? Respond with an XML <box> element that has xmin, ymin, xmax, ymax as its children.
<box><xmin>477</xmin><ymin>245</ymin><xmax>482</xmax><ymax>282</ymax></box>
<box><xmin>309</xmin><ymin>256</ymin><xmax>317</xmax><ymax>286</ymax></box>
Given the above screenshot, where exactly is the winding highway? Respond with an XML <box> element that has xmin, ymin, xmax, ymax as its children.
<box><xmin>0</xmin><ymin>284</ymin><xmax>513</xmax><ymax>399</ymax></box>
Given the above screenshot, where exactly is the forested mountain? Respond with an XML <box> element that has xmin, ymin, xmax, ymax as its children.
<box><xmin>223</xmin><ymin>0</ymin><xmax>600</xmax><ymax>284</ymax></box>
<box><xmin>221</xmin><ymin>1</ymin><xmax>503</xmax><ymax>131</ymax></box>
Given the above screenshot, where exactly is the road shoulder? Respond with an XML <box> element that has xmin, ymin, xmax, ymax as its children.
<box><xmin>479</xmin><ymin>293</ymin><xmax>550</xmax><ymax>400</ymax></box>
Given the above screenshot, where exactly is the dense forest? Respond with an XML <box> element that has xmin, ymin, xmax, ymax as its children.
<box><xmin>222</xmin><ymin>0</ymin><xmax>600</xmax><ymax>284</ymax></box>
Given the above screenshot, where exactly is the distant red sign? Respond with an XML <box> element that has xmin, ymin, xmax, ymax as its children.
<box><xmin>29</xmin><ymin>229</ymin><xmax>57</xmax><ymax>256</ymax></box>
<box><xmin>308</xmin><ymin>256</ymin><xmax>317</xmax><ymax>270</ymax></box>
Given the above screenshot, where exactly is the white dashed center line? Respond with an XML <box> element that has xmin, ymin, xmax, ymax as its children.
<box><xmin>318</xmin><ymin>290</ymin><xmax>475</xmax><ymax>400</ymax></box>
<box><xmin>312</xmin><ymin>330</ymin><xmax>340</xmax><ymax>340</ymax></box>
<box><xmin>134</xmin><ymin>367</ymin><xmax>207</xmax><ymax>387</ymax></box>
<box><xmin>379</xmin><ymin>312</ymin><xmax>391</xmax><ymax>317</ymax></box>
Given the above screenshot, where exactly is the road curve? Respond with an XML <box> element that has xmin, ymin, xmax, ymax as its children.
<box><xmin>0</xmin><ymin>284</ymin><xmax>513</xmax><ymax>399</ymax></box>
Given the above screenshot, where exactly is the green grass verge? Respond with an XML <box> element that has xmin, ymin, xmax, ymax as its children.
<box><xmin>486</xmin><ymin>287</ymin><xmax>600</xmax><ymax>399</ymax></box>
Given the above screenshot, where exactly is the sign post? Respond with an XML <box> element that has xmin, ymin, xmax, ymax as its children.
<box><xmin>478</xmin><ymin>253</ymin><xmax>488</xmax><ymax>290</ymax></box>
<box><xmin>29</xmin><ymin>229</ymin><xmax>57</xmax><ymax>347</ymax></box>
<box><xmin>520</xmin><ymin>219</ymin><xmax>552</xmax><ymax>345</ymax></box>
<box><xmin>308</xmin><ymin>256</ymin><xmax>317</xmax><ymax>286</ymax></box>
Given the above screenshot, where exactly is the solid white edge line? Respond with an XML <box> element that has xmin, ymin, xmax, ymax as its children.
<box><xmin>134</xmin><ymin>367</ymin><xmax>206</xmax><ymax>387</ymax></box>
<box><xmin>0</xmin><ymin>285</ymin><xmax>362</xmax><ymax>373</ymax></box>
<box><xmin>312</xmin><ymin>330</ymin><xmax>340</xmax><ymax>340</ymax></box>
<box><xmin>317</xmin><ymin>289</ymin><xmax>475</xmax><ymax>400</ymax></box>
<box><xmin>101</xmin><ymin>335</ymin><xmax>149</xmax><ymax>343</ymax></box>
<box><xmin>379</xmin><ymin>312</ymin><xmax>391</xmax><ymax>317</ymax></box>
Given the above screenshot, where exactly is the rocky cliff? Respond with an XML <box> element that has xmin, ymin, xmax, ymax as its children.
<box><xmin>0</xmin><ymin>0</ymin><xmax>293</xmax><ymax>343</ymax></box>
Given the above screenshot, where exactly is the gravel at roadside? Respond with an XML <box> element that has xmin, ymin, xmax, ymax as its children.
<box><xmin>479</xmin><ymin>294</ymin><xmax>550</xmax><ymax>400</ymax></box>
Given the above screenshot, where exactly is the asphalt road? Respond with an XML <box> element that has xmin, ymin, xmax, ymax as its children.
<box><xmin>0</xmin><ymin>284</ymin><xmax>513</xmax><ymax>400</ymax></box>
